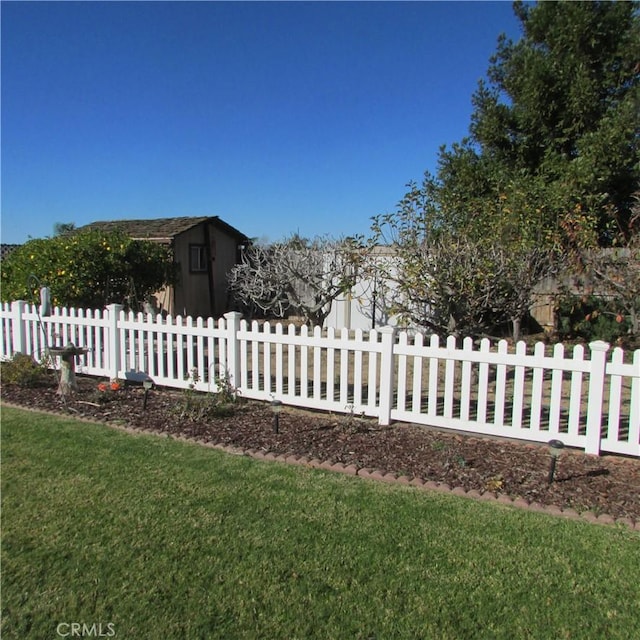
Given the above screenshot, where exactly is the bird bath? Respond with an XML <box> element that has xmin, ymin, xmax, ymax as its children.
<box><xmin>47</xmin><ymin>344</ymin><xmax>89</xmax><ymax>395</ymax></box>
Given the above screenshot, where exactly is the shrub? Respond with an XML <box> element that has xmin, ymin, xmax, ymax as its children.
<box><xmin>1</xmin><ymin>353</ymin><xmax>51</xmax><ymax>387</ymax></box>
<box><xmin>555</xmin><ymin>294</ymin><xmax>631</xmax><ymax>344</ymax></box>
<box><xmin>172</xmin><ymin>370</ymin><xmax>241</xmax><ymax>421</ymax></box>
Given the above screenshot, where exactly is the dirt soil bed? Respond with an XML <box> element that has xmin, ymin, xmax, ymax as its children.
<box><xmin>2</xmin><ymin>376</ymin><xmax>639</xmax><ymax>524</ymax></box>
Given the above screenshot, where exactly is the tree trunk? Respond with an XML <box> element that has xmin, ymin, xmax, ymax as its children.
<box><xmin>512</xmin><ymin>317</ymin><xmax>522</xmax><ymax>343</ymax></box>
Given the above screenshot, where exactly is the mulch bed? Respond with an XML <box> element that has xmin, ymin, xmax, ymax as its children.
<box><xmin>2</xmin><ymin>375</ymin><xmax>639</xmax><ymax>527</ymax></box>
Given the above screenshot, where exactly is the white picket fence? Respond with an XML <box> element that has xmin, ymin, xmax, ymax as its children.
<box><xmin>1</xmin><ymin>300</ymin><xmax>639</xmax><ymax>458</ymax></box>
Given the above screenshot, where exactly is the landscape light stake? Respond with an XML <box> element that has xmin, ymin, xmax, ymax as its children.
<box><xmin>547</xmin><ymin>439</ymin><xmax>565</xmax><ymax>484</ymax></box>
<box><xmin>271</xmin><ymin>399</ymin><xmax>283</xmax><ymax>434</ymax></box>
<box><xmin>143</xmin><ymin>379</ymin><xmax>153</xmax><ymax>411</ymax></box>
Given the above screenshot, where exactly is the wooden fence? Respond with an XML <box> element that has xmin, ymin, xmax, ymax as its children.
<box><xmin>1</xmin><ymin>301</ymin><xmax>638</xmax><ymax>457</ymax></box>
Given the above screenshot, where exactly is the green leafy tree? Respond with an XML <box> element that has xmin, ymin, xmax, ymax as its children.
<box><xmin>371</xmin><ymin>1</ymin><xmax>637</xmax><ymax>338</ymax></box>
<box><xmin>1</xmin><ymin>230</ymin><xmax>176</xmax><ymax>310</ymax></box>
<box><xmin>434</xmin><ymin>0</ymin><xmax>639</xmax><ymax>247</ymax></box>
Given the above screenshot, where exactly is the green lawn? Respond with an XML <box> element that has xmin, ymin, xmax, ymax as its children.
<box><xmin>1</xmin><ymin>406</ymin><xmax>638</xmax><ymax>640</ymax></box>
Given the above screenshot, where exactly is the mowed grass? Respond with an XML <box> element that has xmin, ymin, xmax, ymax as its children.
<box><xmin>1</xmin><ymin>407</ymin><xmax>638</xmax><ymax>640</ymax></box>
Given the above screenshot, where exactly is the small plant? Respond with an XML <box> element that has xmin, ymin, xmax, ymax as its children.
<box><xmin>173</xmin><ymin>369</ymin><xmax>240</xmax><ymax>421</ymax></box>
<box><xmin>1</xmin><ymin>353</ymin><xmax>50</xmax><ymax>387</ymax></box>
<box><xmin>90</xmin><ymin>378</ymin><xmax>124</xmax><ymax>404</ymax></box>
<box><xmin>97</xmin><ymin>378</ymin><xmax>122</xmax><ymax>393</ymax></box>
<box><xmin>431</xmin><ymin>440</ymin><xmax>449</xmax><ymax>453</ymax></box>
<box><xmin>342</xmin><ymin>403</ymin><xmax>368</xmax><ymax>433</ymax></box>
<box><xmin>454</xmin><ymin>455</ymin><xmax>467</xmax><ymax>468</ymax></box>
<box><xmin>212</xmin><ymin>371</ymin><xmax>240</xmax><ymax>405</ymax></box>
<box><xmin>485</xmin><ymin>475</ymin><xmax>504</xmax><ymax>493</ymax></box>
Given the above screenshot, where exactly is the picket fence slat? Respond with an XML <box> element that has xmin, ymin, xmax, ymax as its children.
<box><xmin>459</xmin><ymin>338</ymin><xmax>472</xmax><ymax>422</ymax></box>
<box><xmin>476</xmin><ymin>339</ymin><xmax>490</xmax><ymax>425</ymax></box>
<box><xmin>313</xmin><ymin>327</ymin><xmax>323</xmax><ymax>401</ymax></box>
<box><xmin>567</xmin><ymin>345</ymin><xmax>585</xmax><ymax>438</ymax></box>
<box><xmin>493</xmin><ymin>340</ymin><xmax>508</xmax><ymax>427</ymax></box>
<box><xmin>628</xmin><ymin>351</ymin><xmax>640</xmax><ymax>451</ymax></box>
<box><xmin>367</xmin><ymin>333</ymin><xmax>378</xmax><ymax>409</ymax></box>
<box><xmin>548</xmin><ymin>343</ymin><xmax>565</xmax><ymax>433</ymax></box>
<box><xmin>300</xmin><ymin>325</ymin><xmax>309</xmax><ymax>399</ymax></box>
<box><xmin>511</xmin><ymin>342</ymin><xmax>526</xmax><ymax>430</ymax></box>
<box><xmin>397</xmin><ymin>332</ymin><xmax>408</xmax><ymax>413</ymax></box>
<box><xmin>353</xmin><ymin>330</ymin><xmax>364</xmax><ymax>409</ymax></box>
<box><xmin>1</xmin><ymin>301</ymin><xmax>638</xmax><ymax>457</ymax></box>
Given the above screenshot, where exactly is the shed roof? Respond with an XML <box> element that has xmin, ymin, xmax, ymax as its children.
<box><xmin>78</xmin><ymin>216</ymin><xmax>249</xmax><ymax>243</ymax></box>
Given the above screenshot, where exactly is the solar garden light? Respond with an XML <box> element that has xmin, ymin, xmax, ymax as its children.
<box><xmin>547</xmin><ymin>439</ymin><xmax>565</xmax><ymax>484</ymax></box>
<box><xmin>142</xmin><ymin>378</ymin><xmax>153</xmax><ymax>411</ymax></box>
<box><xmin>271</xmin><ymin>399</ymin><xmax>283</xmax><ymax>434</ymax></box>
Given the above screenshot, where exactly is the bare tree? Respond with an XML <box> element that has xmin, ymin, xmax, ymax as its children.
<box><xmin>369</xmin><ymin>188</ymin><xmax>559</xmax><ymax>340</ymax></box>
<box><xmin>489</xmin><ymin>243</ymin><xmax>559</xmax><ymax>342</ymax></box>
<box><xmin>229</xmin><ymin>235</ymin><xmax>364</xmax><ymax>327</ymax></box>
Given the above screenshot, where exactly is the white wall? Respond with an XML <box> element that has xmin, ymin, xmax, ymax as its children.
<box><xmin>325</xmin><ymin>253</ymin><xmax>408</xmax><ymax>330</ymax></box>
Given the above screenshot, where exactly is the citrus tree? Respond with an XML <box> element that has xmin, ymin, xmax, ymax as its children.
<box><xmin>0</xmin><ymin>229</ymin><xmax>176</xmax><ymax>310</ymax></box>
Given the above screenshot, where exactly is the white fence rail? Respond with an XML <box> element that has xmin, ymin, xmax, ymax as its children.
<box><xmin>1</xmin><ymin>301</ymin><xmax>638</xmax><ymax>458</ymax></box>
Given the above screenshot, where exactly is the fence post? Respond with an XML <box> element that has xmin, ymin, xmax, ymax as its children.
<box><xmin>377</xmin><ymin>326</ymin><xmax>396</xmax><ymax>426</ymax></box>
<box><xmin>224</xmin><ymin>311</ymin><xmax>243</xmax><ymax>391</ymax></box>
<box><xmin>11</xmin><ymin>300</ymin><xmax>27</xmax><ymax>355</ymax></box>
<box><xmin>584</xmin><ymin>340</ymin><xmax>610</xmax><ymax>455</ymax></box>
<box><xmin>106</xmin><ymin>304</ymin><xmax>124</xmax><ymax>380</ymax></box>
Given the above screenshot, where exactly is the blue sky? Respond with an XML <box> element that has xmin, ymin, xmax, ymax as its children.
<box><xmin>1</xmin><ymin>1</ymin><xmax>522</xmax><ymax>245</ymax></box>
